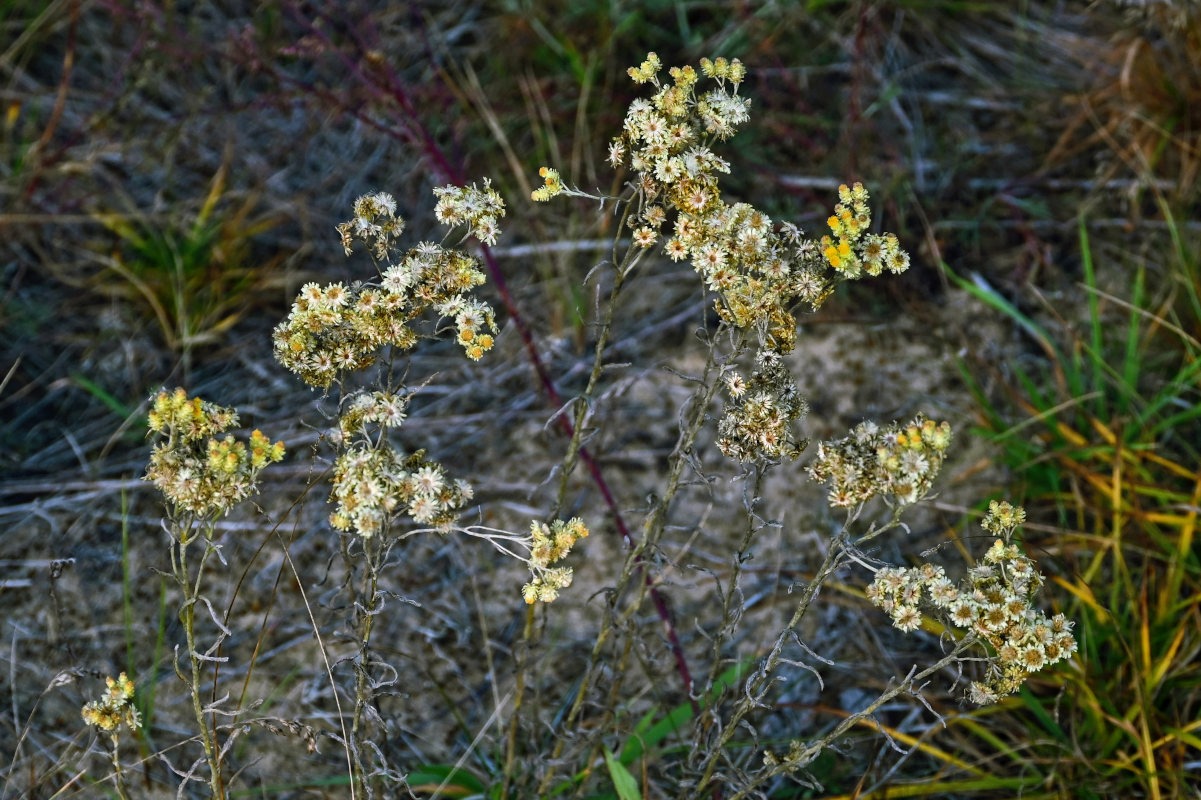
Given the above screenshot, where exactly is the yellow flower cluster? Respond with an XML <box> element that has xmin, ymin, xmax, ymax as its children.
<box><xmin>522</xmin><ymin>517</ymin><xmax>590</xmax><ymax>604</ymax></box>
<box><xmin>275</xmin><ymin>189</ymin><xmax>499</xmax><ymax>389</ymax></box>
<box><xmin>808</xmin><ymin>416</ymin><xmax>952</xmax><ymax>508</ymax></box>
<box><xmin>328</xmin><ymin>445</ymin><xmax>473</xmax><ymax>537</ymax></box>
<box><xmin>981</xmin><ymin>499</ymin><xmax>1026</xmax><ymax>533</ymax></box>
<box><xmin>81</xmin><ymin>672</ymin><xmax>141</xmax><ymax>733</ymax></box>
<box><xmin>626</xmin><ymin>52</ymin><xmax>663</xmax><ymax>84</ymax></box>
<box><xmin>698</xmin><ymin>56</ymin><xmax>746</xmax><ymax>84</ymax></box>
<box><xmin>147</xmin><ymin>386</ymin><xmax>237</xmax><ymax>443</ymax></box>
<box><xmin>819</xmin><ymin>182</ymin><xmax>910</xmax><ymax>278</ymax></box>
<box><xmin>145</xmin><ymin>389</ymin><xmax>285</xmax><ymax>516</ymax></box>
<box><xmin>865</xmin><ymin>503</ymin><xmax>1077</xmax><ymax>704</ymax></box>
<box><xmin>530</xmin><ymin>166</ymin><xmax>563</xmax><ymax>202</ymax></box>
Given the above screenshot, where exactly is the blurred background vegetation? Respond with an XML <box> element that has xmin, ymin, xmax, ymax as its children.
<box><xmin>1</xmin><ymin>1</ymin><xmax>1198</xmax><ymax>797</ymax></box>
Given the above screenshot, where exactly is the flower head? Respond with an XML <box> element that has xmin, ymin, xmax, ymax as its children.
<box><xmin>867</xmin><ymin>502</ymin><xmax>1076</xmax><ymax>705</ymax></box>
<box><xmin>82</xmin><ymin>673</ymin><xmax>141</xmax><ymax>734</ymax></box>
<box><xmin>145</xmin><ymin>390</ymin><xmax>284</xmax><ymax>517</ymax></box>
<box><xmin>521</xmin><ymin>518</ymin><xmax>590</xmax><ymax>603</ymax></box>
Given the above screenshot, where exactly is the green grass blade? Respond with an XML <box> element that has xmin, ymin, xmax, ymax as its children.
<box><xmin>603</xmin><ymin>747</ymin><xmax>641</xmax><ymax>800</ymax></box>
<box><xmin>943</xmin><ymin>262</ymin><xmax>1056</xmax><ymax>355</ymax></box>
<box><xmin>1017</xmin><ymin>685</ymin><xmax>1069</xmax><ymax>744</ymax></box>
<box><xmin>1079</xmin><ymin>217</ymin><xmax>1106</xmax><ymax>416</ymax></box>
<box><xmin>620</xmin><ymin>703</ymin><xmax>691</xmax><ymax>764</ymax></box>
<box><xmin>70</xmin><ymin>372</ymin><xmax>134</xmax><ymax>420</ymax></box>
<box><xmin>1119</xmin><ymin>266</ymin><xmax>1146</xmax><ymax>418</ymax></box>
<box><xmin>405</xmin><ymin>764</ymin><xmax>487</xmax><ymax>797</ymax></box>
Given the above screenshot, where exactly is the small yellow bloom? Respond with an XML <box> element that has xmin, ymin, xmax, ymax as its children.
<box><xmin>824</xmin><ymin>245</ymin><xmax>841</xmax><ymax>269</ymax></box>
<box><xmin>531</xmin><ymin>167</ymin><xmax>563</xmax><ymax>201</ymax></box>
<box><xmin>728</xmin><ymin>59</ymin><xmax>746</xmax><ymax>84</ymax></box>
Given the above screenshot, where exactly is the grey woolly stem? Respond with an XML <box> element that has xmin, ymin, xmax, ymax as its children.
<box><xmin>500</xmin><ymin>603</ymin><xmax>536</xmax><ymax>800</ymax></box>
<box><xmin>704</xmin><ymin>464</ymin><xmax>767</xmax><ymax>695</ymax></box>
<box><xmin>538</xmin><ymin>323</ymin><xmax>744</xmax><ymax>799</ymax></box>
<box><xmin>108</xmin><ymin>733</ymin><xmax>132</xmax><ymax>800</ymax></box>
<box><xmin>350</xmin><ymin>537</ymin><xmax>383</xmax><ymax>798</ymax></box>
<box><xmin>689</xmin><ymin>513</ymin><xmax>916</xmax><ymax>799</ymax></box>
<box><xmin>175</xmin><ymin>518</ymin><xmax>223</xmax><ymax>800</ymax></box>
<box><xmin>552</xmin><ymin>196</ymin><xmax>642</xmax><ymax>518</ymax></box>
<box><xmin>528</xmin><ymin>202</ymin><xmax>642</xmax><ymax>795</ymax></box>
<box><xmin>728</xmin><ymin>638</ymin><xmax>976</xmax><ymax>800</ymax></box>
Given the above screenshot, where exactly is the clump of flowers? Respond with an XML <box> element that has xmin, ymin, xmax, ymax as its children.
<box><xmin>274</xmin><ymin>186</ymin><xmax>501</xmax><ymax>389</ymax></box>
<box><xmin>521</xmin><ymin>517</ymin><xmax>590</xmax><ymax>604</ymax></box>
<box><xmin>336</xmin><ymin>191</ymin><xmax>405</xmax><ymax>258</ymax></box>
<box><xmin>820</xmin><ymin>182</ymin><xmax>910</xmax><ymax>277</ymax></box>
<box><xmin>328</xmin><ymin>445</ymin><xmax>474</xmax><ymax>537</ymax></box>
<box><xmin>145</xmin><ymin>388</ymin><xmax>285</xmax><ymax>516</ymax></box>
<box><xmin>530</xmin><ymin>166</ymin><xmax>564</xmax><ymax>202</ymax></box>
<box><xmin>808</xmin><ymin>416</ymin><xmax>952</xmax><ymax>508</ymax></box>
<box><xmin>296</xmin><ymin>189</ymin><xmax>503</xmax><ymax>537</ymax></box>
<box><xmin>865</xmin><ymin>501</ymin><xmax>1077</xmax><ymax>704</ymax></box>
<box><xmin>337</xmin><ymin>389</ymin><xmax>409</xmax><ymax>438</ymax></box>
<box><xmin>539</xmin><ymin>52</ymin><xmax>911</xmax><ymax>354</ymax></box>
<box><xmin>81</xmin><ymin>672</ymin><xmax>141</xmax><ymax>734</ymax></box>
<box><xmin>717</xmin><ymin>348</ymin><xmax>809</xmax><ymax>462</ymax></box>
<box><xmin>533</xmin><ymin>52</ymin><xmax>919</xmax><ymax>477</ymax></box>
<box><xmin>433</xmin><ymin>179</ymin><xmax>505</xmax><ymax>245</ymax></box>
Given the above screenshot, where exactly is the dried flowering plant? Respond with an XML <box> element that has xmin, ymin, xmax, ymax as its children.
<box><xmin>808</xmin><ymin>416</ymin><xmax>953</xmax><ymax>509</ymax></box>
<box><xmin>104</xmin><ymin>48</ymin><xmax>1076</xmax><ymax>800</ymax></box>
<box><xmin>514</xmin><ymin>517</ymin><xmax>591</xmax><ymax>603</ymax></box>
<box><xmin>80</xmin><ymin>672</ymin><xmax>141</xmax><ymax>735</ymax></box>
<box><xmin>273</xmin><ymin>187</ymin><xmax>501</xmax><ymax>394</ymax></box>
<box><xmin>80</xmin><ymin>672</ymin><xmax>141</xmax><ymax>800</ymax></box>
<box><xmin>143</xmin><ymin>387</ymin><xmax>285</xmax><ymax>798</ymax></box>
<box><xmin>271</xmin><ymin>184</ymin><xmax>590</xmax><ymax>796</ymax></box>
<box><xmin>866</xmin><ymin>500</ymin><xmax>1078</xmax><ymax>704</ymax></box>
<box><xmin>505</xmin><ymin>52</ymin><xmax>1076</xmax><ymax>798</ymax></box>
